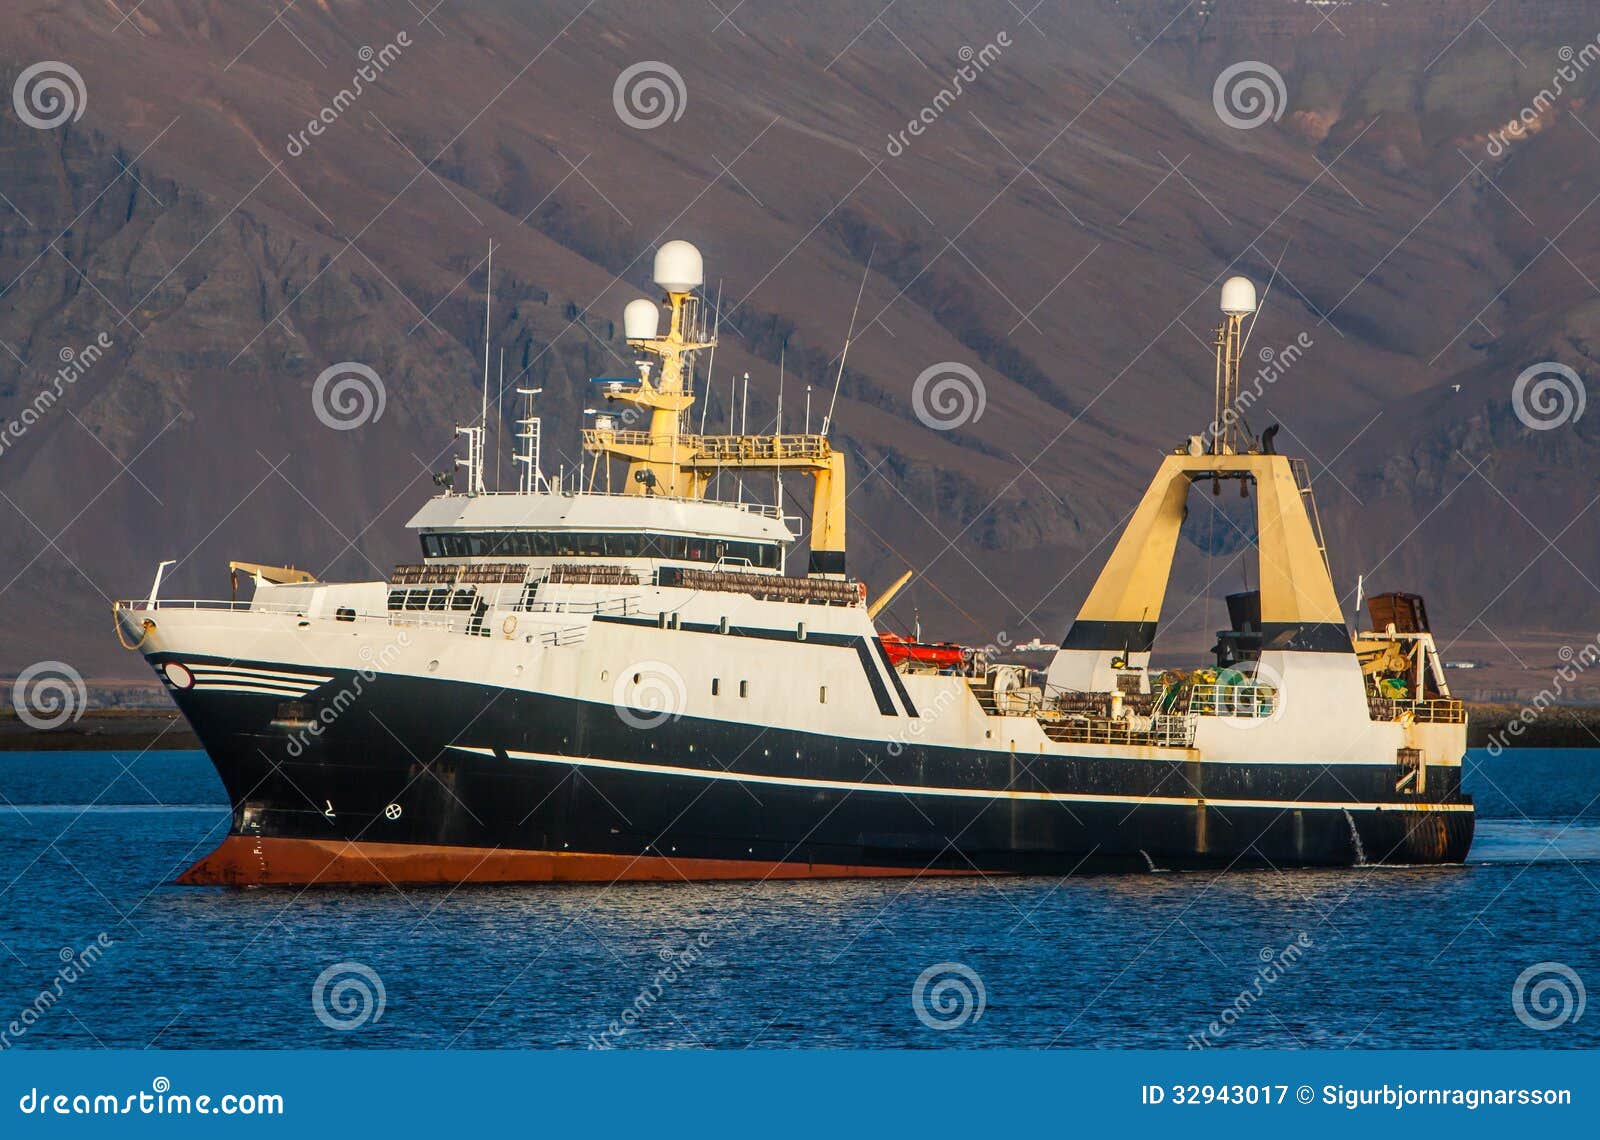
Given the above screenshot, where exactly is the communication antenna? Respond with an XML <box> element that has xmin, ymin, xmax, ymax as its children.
<box><xmin>1212</xmin><ymin>275</ymin><xmax>1257</xmax><ymax>456</ymax></box>
<box><xmin>495</xmin><ymin>347</ymin><xmax>505</xmax><ymax>491</ymax></box>
<box><xmin>481</xmin><ymin>241</ymin><xmax>492</xmax><ymax>434</ymax></box>
<box><xmin>1239</xmin><ymin>242</ymin><xmax>1288</xmax><ymax>358</ymax></box>
<box><xmin>699</xmin><ymin>278</ymin><xmax>722</xmax><ymax>436</ymax></box>
<box><xmin>459</xmin><ymin>239</ymin><xmax>494</xmax><ymax>497</ymax></box>
<box><xmin>824</xmin><ymin>247</ymin><xmax>873</xmax><ymax>437</ymax></box>
<box><xmin>737</xmin><ymin>370</ymin><xmax>750</xmax><ymax>506</ymax></box>
<box><xmin>775</xmin><ymin>344</ymin><xmax>785</xmax><ymax>508</ymax></box>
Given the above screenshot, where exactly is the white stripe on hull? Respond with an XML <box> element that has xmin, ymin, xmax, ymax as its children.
<box><xmin>165</xmin><ymin>662</ymin><xmax>334</xmax><ymax>697</ymax></box>
<box><xmin>189</xmin><ymin>666</ymin><xmax>333</xmax><ymax>683</ymax></box>
<box><xmin>452</xmin><ymin>745</ymin><xmax>1473</xmax><ymax>814</ymax></box>
<box><xmin>193</xmin><ymin>682</ymin><xmax>322</xmax><ymax>696</ymax></box>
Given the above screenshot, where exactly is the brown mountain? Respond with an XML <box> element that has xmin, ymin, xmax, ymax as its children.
<box><xmin>2</xmin><ymin>0</ymin><xmax>1598</xmax><ymax>699</ymax></box>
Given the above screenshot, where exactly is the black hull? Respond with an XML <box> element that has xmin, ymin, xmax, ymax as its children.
<box><xmin>157</xmin><ymin>654</ymin><xmax>1475</xmax><ymax>883</ymax></box>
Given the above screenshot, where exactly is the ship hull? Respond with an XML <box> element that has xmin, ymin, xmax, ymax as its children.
<box><xmin>160</xmin><ymin>654</ymin><xmax>1475</xmax><ymax>885</ymax></box>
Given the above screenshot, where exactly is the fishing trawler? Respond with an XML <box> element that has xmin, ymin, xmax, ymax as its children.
<box><xmin>114</xmin><ymin>242</ymin><xmax>1472</xmax><ymax>884</ymax></box>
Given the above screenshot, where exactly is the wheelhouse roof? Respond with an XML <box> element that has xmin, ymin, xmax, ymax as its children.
<box><xmin>406</xmin><ymin>491</ymin><xmax>793</xmax><ymax>544</ymax></box>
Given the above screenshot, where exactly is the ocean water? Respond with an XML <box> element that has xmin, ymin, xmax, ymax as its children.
<box><xmin>0</xmin><ymin>748</ymin><xmax>1596</xmax><ymax>1049</ymax></box>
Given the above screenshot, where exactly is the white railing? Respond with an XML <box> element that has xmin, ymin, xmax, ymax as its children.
<box><xmin>540</xmin><ymin>625</ymin><xmax>589</xmax><ymax>647</ymax></box>
<box><xmin>519</xmin><ymin>595</ymin><xmax>640</xmax><ymax>617</ymax></box>
<box><xmin>115</xmin><ymin>597</ymin><xmax>604</xmax><ymax>639</ymax></box>
<box><xmin>1150</xmin><ymin>713</ymin><xmax>1198</xmax><ymax>747</ymax></box>
<box><xmin>117</xmin><ymin>598</ymin><xmax>465</xmax><ymax>633</ymax></box>
<box><xmin>1039</xmin><ymin>712</ymin><xmax>1197</xmax><ymax>748</ymax></box>
<box><xmin>1187</xmin><ymin>683</ymin><xmax>1278</xmax><ymax>719</ymax></box>
<box><xmin>435</xmin><ymin>484</ymin><xmax>787</xmax><ymax>519</ymax></box>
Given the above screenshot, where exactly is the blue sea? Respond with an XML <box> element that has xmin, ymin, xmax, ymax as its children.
<box><xmin>0</xmin><ymin>748</ymin><xmax>1596</xmax><ymax>1049</ymax></box>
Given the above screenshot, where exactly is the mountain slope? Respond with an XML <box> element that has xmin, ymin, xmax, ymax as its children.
<box><xmin>2</xmin><ymin>0</ymin><xmax>1597</xmax><ymax>696</ymax></box>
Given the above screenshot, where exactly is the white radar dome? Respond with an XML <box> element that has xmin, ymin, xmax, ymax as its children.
<box><xmin>653</xmin><ymin>240</ymin><xmax>703</xmax><ymax>293</ymax></box>
<box><xmin>623</xmin><ymin>298</ymin><xmax>660</xmax><ymax>341</ymax></box>
<box><xmin>1220</xmin><ymin>276</ymin><xmax>1257</xmax><ymax>316</ymax></box>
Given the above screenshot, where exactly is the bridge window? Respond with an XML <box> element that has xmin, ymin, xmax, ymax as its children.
<box><xmin>421</xmin><ymin>531</ymin><xmax>779</xmax><ymax>568</ymax></box>
<box><xmin>386</xmin><ymin>587</ymin><xmax>477</xmax><ymax>612</ymax></box>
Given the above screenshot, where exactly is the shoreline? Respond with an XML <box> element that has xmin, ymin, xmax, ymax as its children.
<box><xmin>0</xmin><ymin>711</ymin><xmax>199</xmax><ymax>752</ymax></box>
<box><xmin>3</xmin><ymin>705</ymin><xmax>1599</xmax><ymax>753</ymax></box>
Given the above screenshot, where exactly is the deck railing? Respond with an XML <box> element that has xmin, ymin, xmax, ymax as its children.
<box><xmin>115</xmin><ymin>596</ymin><xmax>617</xmax><ymax>639</ymax></box>
<box><xmin>1039</xmin><ymin>713</ymin><xmax>1196</xmax><ymax>748</ymax></box>
<box><xmin>1367</xmin><ymin>697</ymin><xmax>1467</xmax><ymax>725</ymax></box>
<box><xmin>1186</xmin><ymin>683</ymin><xmax>1279</xmax><ymax>719</ymax></box>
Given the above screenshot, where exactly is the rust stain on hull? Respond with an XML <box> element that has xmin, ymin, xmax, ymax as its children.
<box><xmin>175</xmin><ymin>836</ymin><xmax>981</xmax><ymax>886</ymax></box>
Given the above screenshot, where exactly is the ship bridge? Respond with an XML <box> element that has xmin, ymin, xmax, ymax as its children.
<box><xmin>406</xmin><ymin>489</ymin><xmax>792</xmax><ymax>570</ymax></box>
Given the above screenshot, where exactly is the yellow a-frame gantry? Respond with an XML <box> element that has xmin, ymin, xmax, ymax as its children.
<box><xmin>1048</xmin><ymin>278</ymin><xmax>1350</xmax><ymax>693</ymax></box>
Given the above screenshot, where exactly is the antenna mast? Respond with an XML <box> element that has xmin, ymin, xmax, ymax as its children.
<box><xmin>515</xmin><ymin>387</ymin><xmax>545</xmax><ymax>494</ymax></box>
<box><xmin>459</xmin><ymin>241</ymin><xmax>493</xmax><ymax>497</ymax></box>
<box><xmin>824</xmin><ymin>247</ymin><xmax>873</xmax><ymax>437</ymax></box>
<box><xmin>1212</xmin><ymin>276</ymin><xmax>1257</xmax><ymax>456</ymax></box>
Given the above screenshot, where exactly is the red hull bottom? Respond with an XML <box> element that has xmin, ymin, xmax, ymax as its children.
<box><xmin>174</xmin><ymin>835</ymin><xmax>980</xmax><ymax>886</ymax></box>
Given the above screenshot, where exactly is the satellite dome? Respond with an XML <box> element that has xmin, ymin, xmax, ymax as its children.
<box><xmin>623</xmin><ymin>298</ymin><xmax>660</xmax><ymax>341</ymax></box>
<box><xmin>1220</xmin><ymin>276</ymin><xmax>1257</xmax><ymax>316</ymax></box>
<box><xmin>653</xmin><ymin>240</ymin><xmax>703</xmax><ymax>293</ymax></box>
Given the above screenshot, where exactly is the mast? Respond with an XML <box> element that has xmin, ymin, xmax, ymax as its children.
<box><xmin>455</xmin><ymin>241</ymin><xmax>494</xmax><ymax>497</ymax></box>
<box><xmin>581</xmin><ymin>240</ymin><xmax>851</xmax><ymax>578</ymax></box>
<box><xmin>1212</xmin><ymin>276</ymin><xmax>1254</xmax><ymax>455</ymax></box>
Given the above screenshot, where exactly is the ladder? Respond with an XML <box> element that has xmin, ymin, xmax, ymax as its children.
<box><xmin>1289</xmin><ymin>457</ymin><xmax>1333</xmax><ymax>582</ymax></box>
